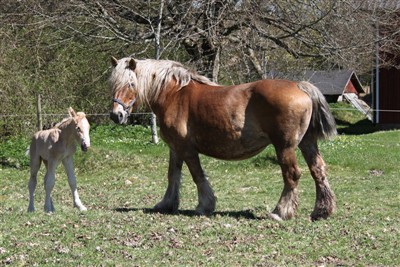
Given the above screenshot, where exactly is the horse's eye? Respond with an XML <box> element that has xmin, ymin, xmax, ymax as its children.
<box><xmin>76</xmin><ymin>127</ymin><xmax>82</xmax><ymax>133</ymax></box>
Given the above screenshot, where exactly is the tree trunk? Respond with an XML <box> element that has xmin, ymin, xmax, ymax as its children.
<box><xmin>212</xmin><ymin>47</ymin><xmax>220</xmax><ymax>83</ymax></box>
<box><xmin>248</xmin><ymin>47</ymin><xmax>266</xmax><ymax>79</ymax></box>
<box><xmin>150</xmin><ymin>0</ymin><xmax>165</xmax><ymax>144</ymax></box>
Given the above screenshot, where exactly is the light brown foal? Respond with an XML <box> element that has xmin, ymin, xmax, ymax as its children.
<box><xmin>27</xmin><ymin>107</ymin><xmax>90</xmax><ymax>213</ymax></box>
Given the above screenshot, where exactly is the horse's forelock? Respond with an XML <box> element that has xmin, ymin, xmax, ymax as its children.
<box><xmin>109</xmin><ymin>57</ymin><xmax>134</xmax><ymax>93</ymax></box>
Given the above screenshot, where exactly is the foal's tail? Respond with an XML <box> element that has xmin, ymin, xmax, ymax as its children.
<box><xmin>298</xmin><ymin>81</ymin><xmax>337</xmax><ymax>140</ymax></box>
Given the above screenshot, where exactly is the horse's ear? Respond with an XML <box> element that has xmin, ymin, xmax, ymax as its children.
<box><xmin>111</xmin><ymin>56</ymin><xmax>118</xmax><ymax>67</ymax></box>
<box><xmin>128</xmin><ymin>58</ymin><xmax>136</xmax><ymax>71</ymax></box>
<box><xmin>68</xmin><ymin>107</ymin><xmax>77</xmax><ymax>117</ymax></box>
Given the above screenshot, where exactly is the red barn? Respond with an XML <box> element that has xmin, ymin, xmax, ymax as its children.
<box><xmin>376</xmin><ymin>68</ymin><xmax>400</xmax><ymax>124</ymax></box>
<box><xmin>300</xmin><ymin>70</ymin><xmax>365</xmax><ymax>103</ymax></box>
<box><xmin>366</xmin><ymin>0</ymin><xmax>400</xmax><ymax>125</ymax></box>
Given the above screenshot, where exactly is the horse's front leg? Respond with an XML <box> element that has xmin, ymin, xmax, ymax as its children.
<box><xmin>154</xmin><ymin>149</ymin><xmax>183</xmax><ymax>213</ymax></box>
<box><xmin>62</xmin><ymin>156</ymin><xmax>87</xmax><ymax>211</ymax></box>
<box><xmin>185</xmin><ymin>153</ymin><xmax>216</xmax><ymax>216</ymax></box>
<box><xmin>44</xmin><ymin>161</ymin><xmax>57</xmax><ymax>213</ymax></box>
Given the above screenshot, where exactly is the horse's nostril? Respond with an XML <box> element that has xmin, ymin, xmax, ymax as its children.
<box><xmin>109</xmin><ymin>112</ymin><xmax>119</xmax><ymax>123</ymax></box>
<box><xmin>110</xmin><ymin>111</ymin><xmax>126</xmax><ymax>124</ymax></box>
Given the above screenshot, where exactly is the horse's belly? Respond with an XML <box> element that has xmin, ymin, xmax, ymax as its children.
<box><xmin>195</xmin><ymin>134</ymin><xmax>271</xmax><ymax>160</ymax></box>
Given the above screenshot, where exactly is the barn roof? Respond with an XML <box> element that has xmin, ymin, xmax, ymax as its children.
<box><xmin>360</xmin><ymin>0</ymin><xmax>400</xmax><ymax>10</ymax></box>
<box><xmin>297</xmin><ymin>70</ymin><xmax>365</xmax><ymax>95</ymax></box>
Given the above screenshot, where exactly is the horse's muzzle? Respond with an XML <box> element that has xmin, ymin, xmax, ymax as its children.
<box><xmin>110</xmin><ymin>111</ymin><xmax>127</xmax><ymax>124</ymax></box>
<box><xmin>81</xmin><ymin>141</ymin><xmax>88</xmax><ymax>152</ymax></box>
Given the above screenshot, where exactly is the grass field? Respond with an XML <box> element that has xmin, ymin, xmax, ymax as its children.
<box><xmin>1</xmin><ymin>104</ymin><xmax>399</xmax><ymax>266</ymax></box>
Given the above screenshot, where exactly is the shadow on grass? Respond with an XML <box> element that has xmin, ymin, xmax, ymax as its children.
<box><xmin>114</xmin><ymin>207</ymin><xmax>260</xmax><ymax>220</ymax></box>
<box><xmin>251</xmin><ymin>154</ymin><xmax>279</xmax><ymax>167</ymax></box>
<box><xmin>336</xmin><ymin>118</ymin><xmax>380</xmax><ymax>135</ymax></box>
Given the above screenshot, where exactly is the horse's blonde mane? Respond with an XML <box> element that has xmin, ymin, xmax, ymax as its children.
<box><xmin>109</xmin><ymin>58</ymin><xmax>218</xmax><ymax>105</ymax></box>
<box><xmin>54</xmin><ymin>112</ymin><xmax>86</xmax><ymax>130</ymax></box>
<box><xmin>55</xmin><ymin>117</ymin><xmax>73</xmax><ymax>129</ymax></box>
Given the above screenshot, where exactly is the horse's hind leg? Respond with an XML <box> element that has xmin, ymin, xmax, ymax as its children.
<box><xmin>154</xmin><ymin>149</ymin><xmax>183</xmax><ymax>213</ymax></box>
<box><xmin>63</xmin><ymin>156</ymin><xmax>87</xmax><ymax>211</ymax></box>
<box><xmin>43</xmin><ymin>161</ymin><xmax>57</xmax><ymax>213</ymax></box>
<box><xmin>28</xmin><ymin>155</ymin><xmax>41</xmax><ymax>212</ymax></box>
<box><xmin>299</xmin><ymin>138</ymin><xmax>336</xmax><ymax>221</ymax></box>
<box><xmin>270</xmin><ymin>146</ymin><xmax>302</xmax><ymax>221</ymax></box>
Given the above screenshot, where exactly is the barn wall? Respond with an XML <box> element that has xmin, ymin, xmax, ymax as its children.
<box><xmin>344</xmin><ymin>81</ymin><xmax>358</xmax><ymax>95</ymax></box>
<box><xmin>378</xmin><ymin>68</ymin><xmax>400</xmax><ymax>124</ymax></box>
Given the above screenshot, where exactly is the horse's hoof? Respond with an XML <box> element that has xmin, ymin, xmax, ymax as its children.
<box><xmin>195</xmin><ymin>206</ymin><xmax>214</xmax><ymax>216</ymax></box>
<box><xmin>44</xmin><ymin>206</ymin><xmax>55</xmax><ymax>213</ymax></box>
<box><xmin>154</xmin><ymin>202</ymin><xmax>178</xmax><ymax>214</ymax></box>
<box><xmin>268</xmin><ymin>213</ymin><xmax>284</xmax><ymax>222</ymax></box>
<box><xmin>79</xmin><ymin>206</ymin><xmax>88</xmax><ymax>212</ymax></box>
<box><xmin>310</xmin><ymin>210</ymin><xmax>329</xmax><ymax>221</ymax></box>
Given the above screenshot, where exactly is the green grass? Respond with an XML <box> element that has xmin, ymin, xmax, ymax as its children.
<box><xmin>1</xmin><ymin>106</ymin><xmax>400</xmax><ymax>266</ymax></box>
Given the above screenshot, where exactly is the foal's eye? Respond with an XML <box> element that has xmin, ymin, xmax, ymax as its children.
<box><xmin>76</xmin><ymin>127</ymin><xmax>82</xmax><ymax>133</ymax></box>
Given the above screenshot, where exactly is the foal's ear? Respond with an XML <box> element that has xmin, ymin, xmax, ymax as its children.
<box><xmin>111</xmin><ymin>56</ymin><xmax>118</xmax><ymax>67</ymax></box>
<box><xmin>128</xmin><ymin>58</ymin><xmax>136</xmax><ymax>71</ymax></box>
<box><xmin>68</xmin><ymin>107</ymin><xmax>77</xmax><ymax>117</ymax></box>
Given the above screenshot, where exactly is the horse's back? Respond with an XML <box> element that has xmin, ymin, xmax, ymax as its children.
<box><xmin>30</xmin><ymin>128</ymin><xmax>62</xmax><ymax>161</ymax></box>
<box><xmin>251</xmin><ymin>79</ymin><xmax>312</xmax><ymax>107</ymax></box>
<box><xmin>172</xmin><ymin>79</ymin><xmax>313</xmax><ymax>160</ymax></box>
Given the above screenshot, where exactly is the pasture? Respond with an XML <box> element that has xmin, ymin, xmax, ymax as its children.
<box><xmin>1</xmin><ymin>107</ymin><xmax>399</xmax><ymax>266</ymax></box>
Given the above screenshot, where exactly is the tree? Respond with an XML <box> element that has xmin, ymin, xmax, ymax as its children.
<box><xmin>2</xmin><ymin>0</ymin><xmax>400</xmax><ymax>137</ymax></box>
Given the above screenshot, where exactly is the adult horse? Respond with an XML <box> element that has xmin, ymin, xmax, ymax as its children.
<box><xmin>109</xmin><ymin>57</ymin><xmax>337</xmax><ymax>221</ymax></box>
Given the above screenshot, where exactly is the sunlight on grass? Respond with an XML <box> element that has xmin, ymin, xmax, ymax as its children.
<box><xmin>1</xmin><ymin>114</ymin><xmax>399</xmax><ymax>266</ymax></box>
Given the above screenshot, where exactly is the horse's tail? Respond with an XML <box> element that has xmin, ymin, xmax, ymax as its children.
<box><xmin>25</xmin><ymin>138</ymin><xmax>33</xmax><ymax>157</ymax></box>
<box><xmin>297</xmin><ymin>81</ymin><xmax>337</xmax><ymax>140</ymax></box>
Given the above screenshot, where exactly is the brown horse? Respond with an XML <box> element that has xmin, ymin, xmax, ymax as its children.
<box><xmin>109</xmin><ymin>57</ymin><xmax>337</xmax><ymax>221</ymax></box>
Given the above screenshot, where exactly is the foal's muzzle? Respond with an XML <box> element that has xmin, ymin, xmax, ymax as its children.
<box><xmin>81</xmin><ymin>140</ymin><xmax>88</xmax><ymax>152</ymax></box>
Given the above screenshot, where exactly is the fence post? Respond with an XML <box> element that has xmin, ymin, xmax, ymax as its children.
<box><xmin>36</xmin><ymin>93</ymin><xmax>42</xmax><ymax>131</ymax></box>
<box><xmin>150</xmin><ymin>113</ymin><xmax>159</xmax><ymax>144</ymax></box>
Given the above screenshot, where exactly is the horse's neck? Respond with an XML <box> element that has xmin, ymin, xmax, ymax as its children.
<box><xmin>58</xmin><ymin>121</ymin><xmax>77</xmax><ymax>145</ymax></box>
<box><xmin>148</xmin><ymin>79</ymin><xmax>184</xmax><ymax>114</ymax></box>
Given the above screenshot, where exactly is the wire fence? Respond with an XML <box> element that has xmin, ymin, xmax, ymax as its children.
<box><xmin>1</xmin><ymin>107</ymin><xmax>399</xmax><ymax>139</ymax></box>
<box><xmin>0</xmin><ymin>112</ymin><xmax>155</xmax><ymax>138</ymax></box>
<box><xmin>0</xmin><ymin>112</ymin><xmax>152</xmax><ymax>118</ymax></box>
<box><xmin>2</xmin><ymin>108</ymin><xmax>400</xmax><ymax>119</ymax></box>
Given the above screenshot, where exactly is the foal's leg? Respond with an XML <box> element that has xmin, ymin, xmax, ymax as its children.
<box><xmin>62</xmin><ymin>156</ymin><xmax>87</xmax><ymax>211</ymax></box>
<box><xmin>28</xmin><ymin>156</ymin><xmax>41</xmax><ymax>212</ymax></box>
<box><xmin>44</xmin><ymin>161</ymin><xmax>57</xmax><ymax>213</ymax></box>
<box><xmin>299</xmin><ymin>139</ymin><xmax>336</xmax><ymax>221</ymax></box>
<box><xmin>270</xmin><ymin>146</ymin><xmax>302</xmax><ymax>221</ymax></box>
<box><xmin>154</xmin><ymin>149</ymin><xmax>183</xmax><ymax>213</ymax></box>
<box><xmin>185</xmin><ymin>153</ymin><xmax>216</xmax><ymax>216</ymax></box>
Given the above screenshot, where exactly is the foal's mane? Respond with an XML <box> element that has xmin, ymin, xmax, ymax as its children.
<box><xmin>54</xmin><ymin>112</ymin><xmax>86</xmax><ymax>130</ymax></box>
<box><xmin>110</xmin><ymin>58</ymin><xmax>218</xmax><ymax>104</ymax></box>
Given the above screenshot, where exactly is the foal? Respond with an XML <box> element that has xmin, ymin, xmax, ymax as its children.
<box><xmin>27</xmin><ymin>107</ymin><xmax>90</xmax><ymax>213</ymax></box>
